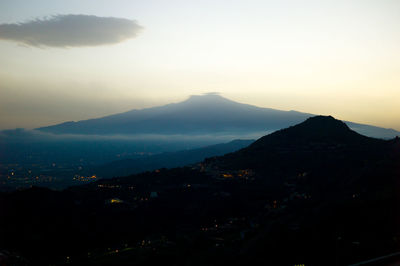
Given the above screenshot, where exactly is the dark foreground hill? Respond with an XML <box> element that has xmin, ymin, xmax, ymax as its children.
<box><xmin>37</xmin><ymin>93</ymin><xmax>399</xmax><ymax>139</ymax></box>
<box><xmin>208</xmin><ymin>115</ymin><xmax>386</xmax><ymax>173</ymax></box>
<box><xmin>1</xmin><ymin>116</ymin><xmax>400</xmax><ymax>266</ymax></box>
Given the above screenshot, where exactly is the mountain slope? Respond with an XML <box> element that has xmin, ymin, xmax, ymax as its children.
<box><xmin>94</xmin><ymin>139</ymin><xmax>254</xmax><ymax>178</ymax></box>
<box><xmin>37</xmin><ymin>93</ymin><xmax>399</xmax><ymax>138</ymax></box>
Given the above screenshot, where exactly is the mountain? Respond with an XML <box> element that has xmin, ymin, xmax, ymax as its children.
<box><xmin>37</xmin><ymin>93</ymin><xmax>399</xmax><ymax>138</ymax></box>
<box><xmin>38</xmin><ymin>93</ymin><xmax>309</xmax><ymax>135</ymax></box>
<box><xmin>94</xmin><ymin>139</ymin><xmax>254</xmax><ymax>178</ymax></box>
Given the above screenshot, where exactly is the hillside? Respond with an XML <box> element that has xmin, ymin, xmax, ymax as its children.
<box><xmin>1</xmin><ymin>116</ymin><xmax>400</xmax><ymax>265</ymax></box>
<box><xmin>94</xmin><ymin>139</ymin><xmax>254</xmax><ymax>178</ymax></box>
<box><xmin>209</xmin><ymin>116</ymin><xmax>386</xmax><ymax>171</ymax></box>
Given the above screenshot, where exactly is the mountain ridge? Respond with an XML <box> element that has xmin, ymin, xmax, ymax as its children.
<box><xmin>37</xmin><ymin>94</ymin><xmax>399</xmax><ymax>139</ymax></box>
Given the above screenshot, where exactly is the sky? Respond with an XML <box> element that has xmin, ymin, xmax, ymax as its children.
<box><xmin>0</xmin><ymin>0</ymin><xmax>399</xmax><ymax>130</ymax></box>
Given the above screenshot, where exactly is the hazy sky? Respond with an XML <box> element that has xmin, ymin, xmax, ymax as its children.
<box><xmin>0</xmin><ymin>0</ymin><xmax>399</xmax><ymax>130</ymax></box>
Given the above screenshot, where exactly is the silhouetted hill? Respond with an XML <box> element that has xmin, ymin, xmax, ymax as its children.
<box><xmin>37</xmin><ymin>94</ymin><xmax>399</xmax><ymax>138</ymax></box>
<box><xmin>207</xmin><ymin>116</ymin><xmax>388</xmax><ymax>179</ymax></box>
<box><xmin>249</xmin><ymin>115</ymin><xmax>374</xmax><ymax>146</ymax></box>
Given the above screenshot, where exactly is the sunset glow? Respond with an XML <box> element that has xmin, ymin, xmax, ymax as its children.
<box><xmin>1</xmin><ymin>0</ymin><xmax>399</xmax><ymax>130</ymax></box>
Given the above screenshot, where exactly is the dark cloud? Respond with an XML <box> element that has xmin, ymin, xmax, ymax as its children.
<box><xmin>0</xmin><ymin>14</ymin><xmax>143</xmax><ymax>47</ymax></box>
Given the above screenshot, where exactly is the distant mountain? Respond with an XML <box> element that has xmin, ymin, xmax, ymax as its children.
<box><xmin>94</xmin><ymin>139</ymin><xmax>254</xmax><ymax>178</ymax></box>
<box><xmin>38</xmin><ymin>93</ymin><xmax>399</xmax><ymax>139</ymax></box>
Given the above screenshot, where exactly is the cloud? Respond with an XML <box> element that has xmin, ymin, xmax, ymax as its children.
<box><xmin>0</xmin><ymin>14</ymin><xmax>143</xmax><ymax>47</ymax></box>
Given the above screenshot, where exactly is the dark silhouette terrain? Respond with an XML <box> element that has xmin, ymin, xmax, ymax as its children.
<box><xmin>1</xmin><ymin>116</ymin><xmax>400</xmax><ymax>265</ymax></box>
